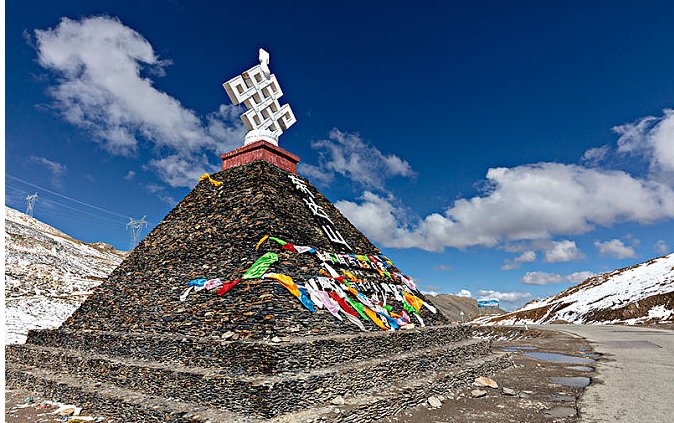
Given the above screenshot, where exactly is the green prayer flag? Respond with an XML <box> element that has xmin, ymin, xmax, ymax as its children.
<box><xmin>402</xmin><ymin>298</ymin><xmax>419</xmax><ymax>315</ymax></box>
<box><xmin>242</xmin><ymin>252</ymin><xmax>279</xmax><ymax>280</ymax></box>
<box><xmin>269</xmin><ymin>237</ymin><xmax>287</xmax><ymax>246</ymax></box>
<box><xmin>345</xmin><ymin>298</ymin><xmax>370</xmax><ymax>321</ymax></box>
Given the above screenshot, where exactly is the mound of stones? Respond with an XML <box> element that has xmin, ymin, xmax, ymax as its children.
<box><xmin>6</xmin><ymin>160</ymin><xmax>511</xmax><ymax>421</ymax></box>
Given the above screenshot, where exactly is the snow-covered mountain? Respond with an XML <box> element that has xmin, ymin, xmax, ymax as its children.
<box><xmin>484</xmin><ymin>253</ymin><xmax>674</xmax><ymax>326</ymax></box>
<box><xmin>4</xmin><ymin>206</ymin><xmax>126</xmax><ymax>344</ymax></box>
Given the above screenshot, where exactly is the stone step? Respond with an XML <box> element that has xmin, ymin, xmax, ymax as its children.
<box><xmin>271</xmin><ymin>352</ymin><xmax>513</xmax><ymax>422</ymax></box>
<box><xmin>6</xmin><ymin>338</ymin><xmax>491</xmax><ymax>417</ymax></box>
<box><xmin>5</xmin><ymin>363</ymin><xmax>250</xmax><ymax>423</ymax></box>
<box><xmin>25</xmin><ymin>324</ymin><xmax>473</xmax><ymax>374</ymax></box>
<box><xmin>7</xmin><ymin>350</ymin><xmax>511</xmax><ymax>422</ymax></box>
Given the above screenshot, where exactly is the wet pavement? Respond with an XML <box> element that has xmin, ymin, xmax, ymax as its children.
<box><xmin>532</xmin><ymin>324</ymin><xmax>674</xmax><ymax>423</ymax></box>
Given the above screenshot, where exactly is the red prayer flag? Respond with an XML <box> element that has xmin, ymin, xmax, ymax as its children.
<box><xmin>217</xmin><ymin>279</ymin><xmax>242</xmax><ymax>296</ymax></box>
<box><xmin>281</xmin><ymin>243</ymin><xmax>298</xmax><ymax>253</ymax></box>
<box><xmin>328</xmin><ymin>291</ymin><xmax>359</xmax><ymax>318</ymax></box>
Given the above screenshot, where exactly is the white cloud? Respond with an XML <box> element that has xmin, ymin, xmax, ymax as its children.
<box><xmin>615</xmin><ymin>109</ymin><xmax>674</xmax><ymax>176</ymax></box>
<box><xmin>502</xmin><ymin>250</ymin><xmax>537</xmax><ymax>270</ymax></box>
<box><xmin>522</xmin><ymin>270</ymin><xmax>595</xmax><ymax>285</ymax></box>
<box><xmin>34</xmin><ymin>16</ymin><xmax>245</xmax><ymax>187</ymax></box>
<box><xmin>476</xmin><ymin>290</ymin><xmax>531</xmax><ymax>303</ymax></box>
<box><xmin>299</xmin><ymin>129</ymin><xmax>414</xmax><ymax>190</ymax></box>
<box><xmin>146</xmin><ymin>153</ymin><xmax>214</xmax><ymax>189</ymax></box>
<box><xmin>521</xmin><ymin>271</ymin><xmax>563</xmax><ymax>285</ymax></box>
<box><xmin>336</xmin><ymin>163</ymin><xmax>674</xmax><ymax>252</ymax></box>
<box><xmin>594</xmin><ymin>239</ymin><xmax>637</xmax><ymax>259</ymax></box>
<box><xmin>654</xmin><ymin>239</ymin><xmax>670</xmax><ymax>255</ymax></box>
<box><xmin>29</xmin><ymin>156</ymin><xmax>67</xmax><ymax>176</ymax></box>
<box><xmin>566</xmin><ymin>271</ymin><xmax>595</xmax><ymax>283</ymax></box>
<box><xmin>515</xmin><ymin>250</ymin><xmax>537</xmax><ymax>263</ymax></box>
<box><xmin>420</xmin><ymin>287</ymin><xmax>471</xmax><ymax>297</ymax></box>
<box><xmin>544</xmin><ymin>240</ymin><xmax>583</xmax><ymax>262</ymax></box>
<box><xmin>434</xmin><ymin>264</ymin><xmax>452</xmax><ymax>271</ymax></box>
<box><xmin>581</xmin><ymin>145</ymin><xmax>610</xmax><ymax>166</ymax></box>
<box><xmin>124</xmin><ymin>170</ymin><xmax>136</xmax><ymax>180</ymax></box>
<box><xmin>501</xmin><ymin>262</ymin><xmax>520</xmax><ymax>270</ymax></box>
<box><xmin>29</xmin><ymin>156</ymin><xmax>67</xmax><ymax>187</ymax></box>
<box><xmin>455</xmin><ymin>289</ymin><xmax>472</xmax><ymax>297</ymax></box>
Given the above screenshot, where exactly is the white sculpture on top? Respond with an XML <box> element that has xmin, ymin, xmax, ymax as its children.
<box><xmin>223</xmin><ymin>48</ymin><xmax>297</xmax><ymax>147</ymax></box>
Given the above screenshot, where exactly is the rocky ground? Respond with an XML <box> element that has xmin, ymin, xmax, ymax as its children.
<box><xmin>383</xmin><ymin>328</ymin><xmax>595</xmax><ymax>422</ymax></box>
<box><xmin>5</xmin><ymin>328</ymin><xmax>594</xmax><ymax>422</ymax></box>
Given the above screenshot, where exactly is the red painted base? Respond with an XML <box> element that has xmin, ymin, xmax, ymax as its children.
<box><xmin>220</xmin><ymin>140</ymin><xmax>300</xmax><ymax>174</ymax></box>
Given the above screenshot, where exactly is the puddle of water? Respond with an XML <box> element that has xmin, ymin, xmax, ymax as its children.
<box><xmin>500</xmin><ymin>345</ymin><xmax>538</xmax><ymax>352</ymax></box>
<box><xmin>550</xmin><ymin>394</ymin><xmax>575</xmax><ymax>402</ymax></box>
<box><xmin>549</xmin><ymin>376</ymin><xmax>591</xmax><ymax>388</ymax></box>
<box><xmin>566</xmin><ymin>365</ymin><xmax>594</xmax><ymax>372</ymax></box>
<box><xmin>543</xmin><ymin>407</ymin><xmax>576</xmax><ymax>418</ymax></box>
<box><xmin>524</xmin><ymin>352</ymin><xmax>595</xmax><ymax>364</ymax></box>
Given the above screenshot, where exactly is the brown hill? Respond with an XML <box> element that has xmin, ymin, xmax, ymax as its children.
<box><xmin>428</xmin><ymin>294</ymin><xmax>505</xmax><ymax>322</ymax></box>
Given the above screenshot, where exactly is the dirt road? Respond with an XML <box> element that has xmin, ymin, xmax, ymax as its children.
<box><xmin>534</xmin><ymin>324</ymin><xmax>674</xmax><ymax>423</ymax></box>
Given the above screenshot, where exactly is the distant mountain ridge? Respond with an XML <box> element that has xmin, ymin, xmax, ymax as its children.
<box><xmin>425</xmin><ymin>293</ymin><xmax>505</xmax><ymax>322</ymax></box>
<box><xmin>4</xmin><ymin>206</ymin><xmax>126</xmax><ymax>343</ymax></box>
<box><xmin>484</xmin><ymin>254</ymin><xmax>674</xmax><ymax>325</ymax></box>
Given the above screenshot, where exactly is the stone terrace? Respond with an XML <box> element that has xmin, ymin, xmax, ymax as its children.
<box><xmin>6</xmin><ymin>160</ymin><xmax>511</xmax><ymax>421</ymax></box>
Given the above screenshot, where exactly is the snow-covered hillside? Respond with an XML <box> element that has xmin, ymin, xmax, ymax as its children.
<box><xmin>485</xmin><ymin>254</ymin><xmax>674</xmax><ymax>326</ymax></box>
<box><xmin>4</xmin><ymin>207</ymin><xmax>126</xmax><ymax>343</ymax></box>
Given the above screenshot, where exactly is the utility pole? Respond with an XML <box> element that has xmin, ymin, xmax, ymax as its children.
<box><xmin>26</xmin><ymin>193</ymin><xmax>38</xmax><ymax>217</ymax></box>
<box><xmin>126</xmin><ymin>216</ymin><xmax>148</xmax><ymax>249</ymax></box>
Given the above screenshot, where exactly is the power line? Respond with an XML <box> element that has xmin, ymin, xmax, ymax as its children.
<box><xmin>6</xmin><ymin>174</ymin><xmax>131</xmax><ymax>219</ymax></box>
<box><xmin>39</xmin><ymin>197</ymin><xmax>128</xmax><ymax>225</ymax></box>
<box><xmin>6</xmin><ymin>183</ymin><xmax>127</xmax><ymax>225</ymax></box>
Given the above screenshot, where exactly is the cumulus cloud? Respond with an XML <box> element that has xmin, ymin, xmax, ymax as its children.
<box><xmin>566</xmin><ymin>271</ymin><xmax>595</xmax><ymax>283</ymax></box>
<box><xmin>515</xmin><ymin>250</ymin><xmax>537</xmax><ymax>263</ymax></box>
<box><xmin>124</xmin><ymin>170</ymin><xmax>136</xmax><ymax>180</ymax></box>
<box><xmin>33</xmin><ymin>16</ymin><xmax>245</xmax><ymax>188</ymax></box>
<box><xmin>476</xmin><ymin>290</ymin><xmax>531</xmax><ymax>303</ymax></box>
<box><xmin>299</xmin><ymin>129</ymin><xmax>414</xmax><ymax>190</ymax></box>
<box><xmin>501</xmin><ymin>250</ymin><xmax>536</xmax><ymax>270</ymax></box>
<box><xmin>654</xmin><ymin>239</ymin><xmax>670</xmax><ymax>255</ymax></box>
<box><xmin>594</xmin><ymin>239</ymin><xmax>637</xmax><ymax>259</ymax></box>
<box><xmin>522</xmin><ymin>270</ymin><xmax>595</xmax><ymax>285</ymax></box>
<box><xmin>544</xmin><ymin>240</ymin><xmax>583</xmax><ymax>262</ymax></box>
<box><xmin>615</xmin><ymin>109</ymin><xmax>674</xmax><ymax>176</ymax></box>
<box><xmin>455</xmin><ymin>289</ymin><xmax>472</xmax><ymax>297</ymax></box>
<box><xmin>521</xmin><ymin>271</ymin><xmax>563</xmax><ymax>285</ymax></box>
<box><xmin>421</xmin><ymin>287</ymin><xmax>471</xmax><ymax>297</ymax></box>
<box><xmin>336</xmin><ymin>163</ymin><xmax>674</xmax><ymax>252</ymax></box>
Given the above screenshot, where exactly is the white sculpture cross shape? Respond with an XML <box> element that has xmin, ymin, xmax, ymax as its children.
<box><xmin>223</xmin><ymin>48</ymin><xmax>297</xmax><ymax>146</ymax></box>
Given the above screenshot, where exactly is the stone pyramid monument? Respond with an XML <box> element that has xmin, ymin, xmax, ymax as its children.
<box><xmin>6</xmin><ymin>50</ymin><xmax>511</xmax><ymax>422</ymax></box>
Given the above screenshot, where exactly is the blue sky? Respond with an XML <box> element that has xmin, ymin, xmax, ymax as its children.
<box><xmin>6</xmin><ymin>1</ymin><xmax>674</xmax><ymax>309</ymax></box>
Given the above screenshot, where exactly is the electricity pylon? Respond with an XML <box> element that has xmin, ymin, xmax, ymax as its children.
<box><xmin>26</xmin><ymin>193</ymin><xmax>38</xmax><ymax>217</ymax></box>
<box><xmin>126</xmin><ymin>216</ymin><xmax>148</xmax><ymax>248</ymax></box>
